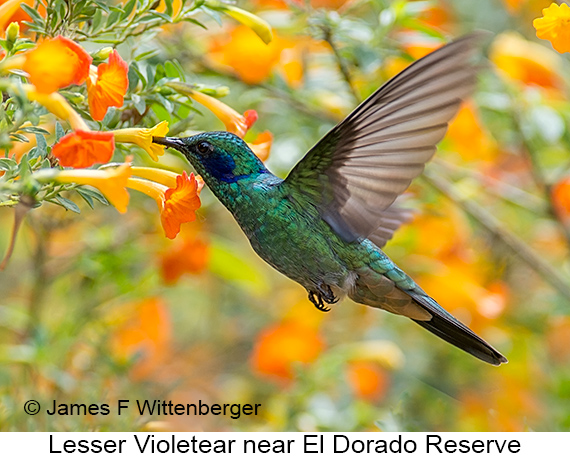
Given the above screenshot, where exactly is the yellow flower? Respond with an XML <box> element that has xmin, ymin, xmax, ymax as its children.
<box><xmin>114</xmin><ymin>121</ymin><xmax>169</xmax><ymax>161</ymax></box>
<box><xmin>534</xmin><ymin>3</ymin><xmax>570</xmax><ymax>53</ymax></box>
<box><xmin>53</xmin><ymin>161</ymin><xmax>132</xmax><ymax>213</ymax></box>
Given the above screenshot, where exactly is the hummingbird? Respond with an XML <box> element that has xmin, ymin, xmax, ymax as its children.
<box><xmin>153</xmin><ymin>34</ymin><xmax>507</xmax><ymax>366</ymax></box>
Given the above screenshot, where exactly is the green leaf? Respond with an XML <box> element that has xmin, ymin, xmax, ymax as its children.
<box><xmin>106</xmin><ymin>10</ymin><xmax>122</xmax><ymax>27</ymax></box>
<box><xmin>122</xmin><ymin>0</ymin><xmax>137</xmax><ymax>19</ymax></box>
<box><xmin>164</xmin><ymin>0</ymin><xmax>173</xmax><ymax>17</ymax></box>
<box><xmin>76</xmin><ymin>186</ymin><xmax>109</xmax><ymax>205</ymax></box>
<box><xmin>131</xmin><ymin>94</ymin><xmax>147</xmax><ymax>115</ymax></box>
<box><xmin>149</xmin><ymin>10</ymin><xmax>172</xmax><ymax>22</ymax></box>
<box><xmin>76</xmin><ymin>188</ymin><xmax>94</xmax><ymax>209</ymax></box>
<box><xmin>91</xmin><ymin>8</ymin><xmax>104</xmax><ymax>32</ymax></box>
<box><xmin>20</xmin><ymin>3</ymin><xmax>44</xmax><ymax>24</ymax></box>
<box><xmin>35</xmin><ymin>134</ymin><xmax>48</xmax><ymax>158</ymax></box>
<box><xmin>0</xmin><ymin>158</ymin><xmax>17</xmax><ymax>171</ymax></box>
<box><xmin>55</xmin><ymin>195</ymin><xmax>81</xmax><ymax>213</ymax></box>
<box><xmin>10</xmin><ymin>133</ymin><xmax>29</xmax><ymax>143</ymax></box>
<box><xmin>164</xmin><ymin>61</ymin><xmax>181</xmax><ymax>79</ymax></box>
<box><xmin>134</xmin><ymin>49</ymin><xmax>159</xmax><ymax>61</ymax></box>
<box><xmin>55</xmin><ymin>122</ymin><xmax>65</xmax><ymax>142</ymax></box>
<box><xmin>19</xmin><ymin>126</ymin><xmax>50</xmax><ymax>135</ymax></box>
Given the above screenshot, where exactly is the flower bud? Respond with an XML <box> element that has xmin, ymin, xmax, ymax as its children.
<box><xmin>92</xmin><ymin>47</ymin><xmax>113</xmax><ymax>60</ymax></box>
<box><xmin>6</xmin><ymin>21</ymin><xmax>19</xmax><ymax>43</ymax></box>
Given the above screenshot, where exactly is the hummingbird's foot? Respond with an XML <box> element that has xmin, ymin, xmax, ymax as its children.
<box><xmin>308</xmin><ymin>291</ymin><xmax>331</xmax><ymax>312</ymax></box>
<box><xmin>308</xmin><ymin>283</ymin><xmax>339</xmax><ymax>312</ymax></box>
<box><xmin>317</xmin><ymin>282</ymin><xmax>339</xmax><ymax>304</ymax></box>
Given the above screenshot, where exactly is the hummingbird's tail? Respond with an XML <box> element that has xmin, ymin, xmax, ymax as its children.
<box><xmin>408</xmin><ymin>291</ymin><xmax>508</xmax><ymax>366</ymax></box>
<box><xmin>349</xmin><ymin>263</ymin><xmax>507</xmax><ymax>365</ymax></box>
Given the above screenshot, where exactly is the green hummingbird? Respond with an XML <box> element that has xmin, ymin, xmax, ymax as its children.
<box><xmin>153</xmin><ymin>34</ymin><xmax>507</xmax><ymax>366</ymax></box>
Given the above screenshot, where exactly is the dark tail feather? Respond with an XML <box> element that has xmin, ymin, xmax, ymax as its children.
<box><xmin>410</xmin><ymin>293</ymin><xmax>508</xmax><ymax>366</ymax></box>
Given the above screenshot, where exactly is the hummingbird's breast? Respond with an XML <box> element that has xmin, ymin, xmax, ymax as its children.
<box><xmin>227</xmin><ymin>176</ymin><xmax>352</xmax><ymax>292</ymax></box>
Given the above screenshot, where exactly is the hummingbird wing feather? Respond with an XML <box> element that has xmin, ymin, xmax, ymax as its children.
<box><xmin>284</xmin><ymin>34</ymin><xmax>481</xmax><ymax>243</ymax></box>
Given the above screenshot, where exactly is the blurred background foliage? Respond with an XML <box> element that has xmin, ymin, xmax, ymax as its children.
<box><xmin>2</xmin><ymin>0</ymin><xmax>570</xmax><ymax>432</ymax></box>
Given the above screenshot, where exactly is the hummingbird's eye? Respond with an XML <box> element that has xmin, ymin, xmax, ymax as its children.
<box><xmin>196</xmin><ymin>141</ymin><xmax>213</xmax><ymax>155</ymax></box>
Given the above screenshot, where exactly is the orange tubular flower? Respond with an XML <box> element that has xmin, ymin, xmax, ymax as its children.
<box><xmin>113</xmin><ymin>121</ymin><xmax>169</xmax><ymax>161</ymax></box>
<box><xmin>534</xmin><ymin>3</ymin><xmax>570</xmax><ymax>54</ymax></box>
<box><xmin>166</xmin><ymin>82</ymin><xmax>257</xmax><ymax>138</ymax></box>
<box><xmin>127</xmin><ymin>171</ymin><xmax>201</xmax><ymax>239</ymax></box>
<box><xmin>52</xmin><ymin>130</ymin><xmax>115</xmax><ymax>168</ymax></box>
<box><xmin>52</xmin><ymin>160</ymin><xmax>132</xmax><ymax>213</ymax></box>
<box><xmin>87</xmin><ymin>50</ymin><xmax>129</xmax><ymax>121</ymax></box>
<box><xmin>23</xmin><ymin>36</ymin><xmax>92</xmax><ymax>94</ymax></box>
<box><xmin>249</xmin><ymin>131</ymin><xmax>273</xmax><ymax>161</ymax></box>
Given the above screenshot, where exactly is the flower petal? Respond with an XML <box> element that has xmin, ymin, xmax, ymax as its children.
<box><xmin>114</xmin><ymin>121</ymin><xmax>169</xmax><ymax>161</ymax></box>
<box><xmin>23</xmin><ymin>36</ymin><xmax>92</xmax><ymax>94</ymax></box>
<box><xmin>161</xmin><ymin>171</ymin><xmax>201</xmax><ymax>239</ymax></box>
<box><xmin>533</xmin><ymin>3</ymin><xmax>570</xmax><ymax>54</ymax></box>
<box><xmin>87</xmin><ymin>50</ymin><xmax>129</xmax><ymax>121</ymax></box>
<box><xmin>52</xmin><ymin>130</ymin><xmax>115</xmax><ymax>168</ymax></box>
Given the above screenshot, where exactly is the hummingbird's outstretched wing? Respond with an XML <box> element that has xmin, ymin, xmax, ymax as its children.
<box><xmin>284</xmin><ymin>34</ymin><xmax>481</xmax><ymax>243</ymax></box>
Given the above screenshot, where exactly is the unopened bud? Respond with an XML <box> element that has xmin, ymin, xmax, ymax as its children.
<box><xmin>92</xmin><ymin>47</ymin><xmax>113</xmax><ymax>60</ymax></box>
<box><xmin>200</xmin><ymin>86</ymin><xmax>230</xmax><ymax>98</ymax></box>
<box><xmin>6</xmin><ymin>22</ymin><xmax>19</xmax><ymax>43</ymax></box>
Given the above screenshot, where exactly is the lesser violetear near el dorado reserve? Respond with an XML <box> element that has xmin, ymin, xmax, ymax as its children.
<box><xmin>153</xmin><ymin>34</ymin><xmax>508</xmax><ymax>366</ymax></box>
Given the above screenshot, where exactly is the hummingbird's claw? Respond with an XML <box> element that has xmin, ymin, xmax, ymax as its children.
<box><xmin>308</xmin><ymin>283</ymin><xmax>338</xmax><ymax>312</ymax></box>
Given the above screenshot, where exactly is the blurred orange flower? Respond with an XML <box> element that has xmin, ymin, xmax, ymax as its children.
<box><xmin>127</xmin><ymin>171</ymin><xmax>201</xmax><ymax>239</ymax></box>
<box><xmin>54</xmin><ymin>159</ymin><xmax>131</xmax><ymax>213</ymax></box>
<box><xmin>249</xmin><ymin>131</ymin><xmax>273</xmax><ymax>161</ymax></box>
<box><xmin>87</xmin><ymin>50</ymin><xmax>129</xmax><ymax>121</ymax></box>
<box><xmin>0</xmin><ymin>0</ymin><xmax>42</xmax><ymax>31</ymax></box>
<box><xmin>160</xmin><ymin>235</ymin><xmax>210</xmax><ymax>284</ymax></box>
<box><xmin>490</xmin><ymin>32</ymin><xmax>563</xmax><ymax>90</ymax></box>
<box><xmin>110</xmin><ymin>298</ymin><xmax>172</xmax><ymax>380</ymax></box>
<box><xmin>533</xmin><ymin>2</ymin><xmax>570</xmax><ymax>53</ymax></box>
<box><xmin>446</xmin><ymin>104</ymin><xmax>498</xmax><ymax>162</ymax></box>
<box><xmin>114</xmin><ymin>121</ymin><xmax>169</xmax><ymax>161</ymax></box>
<box><xmin>23</xmin><ymin>35</ymin><xmax>92</xmax><ymax>94</ymax></box>
<box><xmin>251</xmin><ymin>321</ymin><xmax>325</xmax><ymax>382</ymax></box>
<box><xmin>209</xmin><ymin>26</ymin><xmax>294</xmax><ymax>85</ymax></box>
<box><xmin>418</xmin><ymin>256</ymin><xmax>508</xmax><ymax>332</ymax></box>
<box><xmin>346</xmin><ymin>361</ymin><xmax>390</xmax><ymax>402</ymax></box>
<box><xmin>551</xmin><ymin>176</ymin><xmax>570</xmax><ymax>220</ymax></box>
<box><xmin>52</xmin><ymin>130</ymin><xmax>115</xmax><ymax>168</ymax></box>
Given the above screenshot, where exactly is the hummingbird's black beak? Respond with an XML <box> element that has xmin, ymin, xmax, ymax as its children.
<box><xmin>152</xmin><ymin>136</ymin><xmax>185</xmax><ymax>152</ymax></box>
